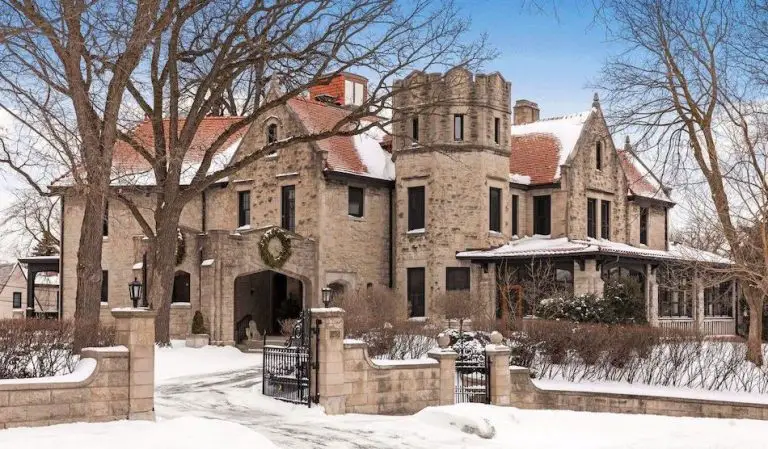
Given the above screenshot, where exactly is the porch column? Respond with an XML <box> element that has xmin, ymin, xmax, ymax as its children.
<box><xmin>647</xmin><ymin>264</ymin><xmax>659</xmax><ymax>327</ymax></box>
<box><xmin>694</xmin><ymin>275</ymin><xmax>705</xmax><ymax>333</ymax></box>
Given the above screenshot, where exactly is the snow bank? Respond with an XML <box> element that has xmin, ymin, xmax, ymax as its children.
<box><xmin>155</xmin><ymin>340</ymin><xmax>261</xmax><ymax>383</ymax></box>
<box><xmin>414</xmin><ymin>404</ymin><xmax>504</xmax><ymax>439</ymax></box>
<box><xmin>0</xmin><ymin>417</ymin><xmax>279</xmax><ymax>449</ymax></box>
<box><xmin>0</xmin><ymin>358</ymin><xmax>97</xmax><ymax>386</ymax></box>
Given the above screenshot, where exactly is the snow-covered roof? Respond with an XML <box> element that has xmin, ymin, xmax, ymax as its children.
<box><xmin>456</xmin><ymin>235</ymin><xmax>732</xmax><ymax>265</ymax></box>
<box><xmin>618</xmin><ymin>149</ymin><xmax>674</xmax><ymax>204</ymax></box>
<box><xmin>509</xmin><ymin>110</ymin><xmax>593</xmax><ymax>183</ymax></box>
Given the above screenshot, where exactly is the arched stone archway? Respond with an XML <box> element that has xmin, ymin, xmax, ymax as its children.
<box><xmin>233</xmin><ymin>269</ymin><xmax>306</xmax><ymax>343</ymax></box>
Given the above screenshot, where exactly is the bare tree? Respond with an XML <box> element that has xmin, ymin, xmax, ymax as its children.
<box><xmin>111</xmin><ymin>0</ymin><xmax>494</xmax><ymax>344</ymax></box>
<box><xmin>0</xmin><ymin>189</ymin><xmax>60</xmax><ymax>257</ymax></box>
<box><xmin>0</xmin><ymin>0</ymin><xmax>173</xmax><ymax>350</ymax></box>
<box><xmin>595</xmin><ymin>0</ymin><xmax>768</xmax><ymax>364</ymax></box>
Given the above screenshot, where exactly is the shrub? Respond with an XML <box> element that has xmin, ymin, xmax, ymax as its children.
<box><xmin>191</xmin><ymin>310</ymin><xmax>207</xmax><ymax>334</ymax></box>
<box><xmin>0</xmin><ymin>318</ymin><xmax>115</xmax><ymax>379</ymax></box>
<box><xmin>536</xmin><ymin>276</ymin><xmax>645</xmax><ymax>325</ymax></box>
<box><xmin>603</xmin><ymin>276</ymin><xmax>646</xmax><ymax>324</ymax></box>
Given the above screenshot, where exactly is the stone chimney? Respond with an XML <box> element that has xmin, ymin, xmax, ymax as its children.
<box><xmin>513</xmin><ymin>99</ymin><xmax>540</xmax><ymax>125</ymax></box>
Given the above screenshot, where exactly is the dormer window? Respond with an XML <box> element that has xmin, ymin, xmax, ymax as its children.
<box><xmin>267</xmin><ymin>123</ymin><xmax>278</xmax><ymax>144</ymax></box>
<box><xmin>595</xmin><ymin>141</ymin><xmax>603</xmax><ymax>170</ymax></box>
<box><xmin>344</xmin><ymin>79</ymin><xmax>365</xmax><ymax>106</ymax></box>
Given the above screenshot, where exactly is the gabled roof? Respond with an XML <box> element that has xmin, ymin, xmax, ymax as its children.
<box><xmin>510</xmin><ymin>110</ymin><xmax>593</xmax><ymax>185</ymax></box>
<box><xmin>618</xmin><ymin>149</ymin><xmax>674</xmax><ymax>204</ymax></box>
<box><xmin>0</xmin><ymin>262</ymin><xmax>21</xmax><ymax>291</ymax></box>
<box><xmin>286</xmin><ymin>97</ymin><xmax>394</xmax><ymax>180</ymax></box>
<box><xmin>456</xmin><ymin>235</ymin><xmax>731</xmax><ymax>265</ymax></box>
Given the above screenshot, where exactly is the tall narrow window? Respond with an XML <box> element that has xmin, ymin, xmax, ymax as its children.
<box><xmin>101</xmin><ymin>270</ymin><xmax>109</xmax><ymax>303</ymax></box>
<box><xmin>407</xmin><ymin>267</ymin><xmax>425</xmax><ymax>317</ymax></box>
<box><xmin>237</xmin><ymin>190</ymin><xmax>251</xmax><ymax>227</ymax></box>
<box><xmin>411</xmin><ymin>117</ymin><xmax>419</xmax><ymax>142</ymax></box>
<box><xmin>348</xmin><ymin>186</ymin><xmax>364</xmax><ymax>218</ymax></box>
<box><xmin>494</xmin><ymin>117</ymin><xmax>501</xmax><ymax>144</ymax></box>
<box><xmin>533</xmin><ymin>195</ymin><xmax>551</xmax><ymax>235</ymax></box>
<box><xmin>595</xmin><ymin>141</ymin><xmax>602</xmax><ymax>170</ymax></box>
<box><xmin>446</xmin><ymin>267</ymin><xmax>470</xmax><ymax>291</ymax></box>
<box><xmin>512</xmin><ymin>194</ymin><xmax>519</xmax><ymax>236</ymax></box>
<box><xmin>12</xmin><ymin>292</ymin><xmax>21</xmax><ymax>309</ymax></box>
<box><xmin>489</xmin><ymin>187</ymin><xmax>501</xmax><ymax>232</ymax></box>
<box><xmin>103</xmin><ymin>201</ymin><xmax>109</xmax><ymax>237</ymax></box>
<box><xmin>453</xmin><ymin>114</ymin><xmax>464</xmax><ymax>141</ymax></box>
<box><xmin>600</xmin><ymin>200</ymin><xmax>611</xmax><ymax>239</ymax></box>
<box><xmin>664</xmin><ymin>208</ymin><xmax>669</xmax><ymax>246</ymax></box>
<box><xmin>407</xmin><ymin>186</ymin><xmax>425</xmax><ymax>231</ymax></box>
<box><xmin>281</xmin><ymin>185</ymin><xmax>296</xmax><ymax>231</ymax></box>
<box><xmin>587</xmin><ymin>198</ymin><xmax>597</xmax><ymax>238</ymax></box>
<box><xmin>267</xmin><ymin>123</ymin><xmax>278</xmax><ymax>144</ymax></box>
<box><xmin>640</xmin><ymin>207</ymin><xmax>649</xmax><ymax>245</ymax></box>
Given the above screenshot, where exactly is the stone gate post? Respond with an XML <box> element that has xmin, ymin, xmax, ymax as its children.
<box><xmin>427</xmin><ymin>334</ymin><xmax>458</xmax><ymax>406</ymax></box>
<box><xmin>485</xmin><ymin>331</ymin><xmax>512</xmax><ymax>406</ymax></box>
<box><xmin>310</xmin><ymin>307</ymin><xmax>346</xmax><ymax>415</ymax></box>
<box><xmin>112</xmin><ymin>308</ymin><xmax>156</xmax><ymax>420</ymax></box>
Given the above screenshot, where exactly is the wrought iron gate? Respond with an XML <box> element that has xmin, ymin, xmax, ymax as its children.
<box><xmin>262</xmin><ymin>309</ymin><xmax>318</xmax><ymax>406</ymax></box>
<box><xmin>455</xmin><ymin>356</ymin><xmax>491</xmax><ymax>404</ymax></box>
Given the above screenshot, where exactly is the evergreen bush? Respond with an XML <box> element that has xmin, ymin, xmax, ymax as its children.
<box><xmin>191</xmin><ymin>310</ymin><xmax>207</xmax><ymax>334</ymax></box>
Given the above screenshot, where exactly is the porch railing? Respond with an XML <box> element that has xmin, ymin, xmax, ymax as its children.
<box><xmin>658</xmin><ymin>317</ymin><xmax>735</xmax><ymax>336</ymax></box>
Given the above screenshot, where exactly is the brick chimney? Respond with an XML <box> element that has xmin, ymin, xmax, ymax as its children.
<box><xmin>309</xmin><ymin>72</ymin><xmax>368</xmax><ymax>107</ymax></box>
<box><xmin>513</xmin><ymin>99</ymin><xmax>540</xmax><ymax>125</ymax></box>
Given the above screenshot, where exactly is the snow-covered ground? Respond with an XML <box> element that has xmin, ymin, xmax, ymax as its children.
<box><xmin>3</xmin><ymin>342</ymin><xmax>768</xmax><ymax>448</ymax></box>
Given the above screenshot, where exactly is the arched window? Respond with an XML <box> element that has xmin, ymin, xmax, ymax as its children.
<box><xmin>267</xmin><ymin>123</ymin><xmax>278</xmax><ymax>144</ymax></box>
<box><xmin>595</xmin><ymin>141</ymin><xmax>603</xmax><ymax>170</ymax></box>
<box><xmin>172</xmin><ymin>271</ymin><xmax>191</xmax><ymax>303</ymax></box>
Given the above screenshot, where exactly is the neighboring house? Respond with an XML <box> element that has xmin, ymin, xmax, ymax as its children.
<box><xmin>54</xmin><ymin>68</ymin><xmax>735</xmax><ymax>344</ymax></box>
<box><xmin>0</xmin><ymin>262</ymin><xmax>27</xmax><ymax>319</ymax></box>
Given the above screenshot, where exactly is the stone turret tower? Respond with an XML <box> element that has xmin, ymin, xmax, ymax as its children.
<box><xmin>391</xmin><ymin>67</ymin><xmax>511</xmax><ymax>318</ymax></box>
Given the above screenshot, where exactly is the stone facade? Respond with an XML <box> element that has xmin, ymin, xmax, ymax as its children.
<box><xmin>0</xmin><ymin>308</ymin><xmax>155</xmax><ymax>428</ymax></box>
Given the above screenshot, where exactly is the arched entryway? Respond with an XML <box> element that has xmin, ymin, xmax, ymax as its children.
<box><xmin>233</xmin><ymin>270</ymin><xmax>304</xmax><ymax>342</ymax></box>
<box><xmin>172</xmin><ymin>271</ymin><xmax>191</xmax><ymax>304</ymax></box>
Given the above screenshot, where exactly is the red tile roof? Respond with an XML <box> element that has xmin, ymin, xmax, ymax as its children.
<box><xmin>509</xmin><ymin>134</ymin><xmax>560</xmax><ymax>185</ymax></box>
<box><xmin>113</xmin><ymin>116</ymin><xmax>247</xmax><ymax>170</ymax></box>
<box><xmin>618</xmin><ymin>150</ymin><xmax>673</xmax><ymax>203</ymax></box>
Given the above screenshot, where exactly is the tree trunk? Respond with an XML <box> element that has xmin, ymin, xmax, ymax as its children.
<box><xmin>148</xmin><ymin>213</ymin><xmax>182</xmax><ymax>345</ymax></box>
<box><xmin>744</xmin><ymin>286</ymin><xmax>765</xmax><ymax>366</ymax></box>
<box><xmin>73</xmin><ymin>190</ymin><xmax>107</xmax><ymax>353</ymax></box>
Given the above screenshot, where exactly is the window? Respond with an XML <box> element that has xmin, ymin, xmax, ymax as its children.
<box><xmin>659</xmin><ymin>288</ymin><xmax>693</xmax><ymax>318</ymax></box>
<box><xmin>348</xmin><ymin>186</ymin><xmax>364</xmax><ymax>218</ymax></box>
<box><xmin>446</xmin><ymin>267</ymin><xmax>470</xmax><ymax>291</ymax></box>
<box><xmin>237</xmin><ymin>190</ymin><xmax>251</xmax><ymax>227</ymax></box>
<box><xmin>489</xmin><ymin>187</ymin><xmax>501</xmax><ymax>232</ymax></box>
<box><xmin>407</xmin><ymin>267</ymin><xmax>425</xmax><ymax>317</ymax></box>
<box><xmin>281</xmin><ymin>185</ymin><xmax>295</xmax><ymax>231</ymax></box>
<box><xmin>12</xmin><ymin>292</ymin><xmax>21</xmax><ymax>309</ymax></box>
<box><xmin>533</xmin><ymin>195</ymin><xmax>551</xmax><ymax>235</ymax></box>
<box><xmin>587</xmin><ymin>198</ymin><xmax>597</xmax><ymax>238</ymax></box>
<box><xmin>411</xmin><ymin>117</ymin><xmax>419</xmax><ymax>142</ymax></box>
<box><xmin>639</xmin><ymin>207</ymin><xmax>649</xmax><ymax>245</ymax></box>
<box><xmin>407</xmin><ymin>186</ymin><xmax>425</xmax><ymax>231</ymax></box>
<box><xmin>103</xmin><ymin>201</ymin><xmax>109</xmax><ymax>237</ymax></box>
<box><xmin>664</xmin><ymin>208</ymin><xmax>669</xmax><ymax>246</ymax></box>
<box><xmin>494</xmin><ymin>117</ymin><xmax>500</xmax><ymax>144</ymax></box>
<box><xmin>595</xmin><ymin>141</ymin><xmax>602</xmax><ymax>170</ymax></box>
<box><xmin>267</xmin><ymin>123</ymin><xmax>278</xmax><ymax>144</ymax></box>
<box><xmin>511</xmin><ymin>195</ymin><xmax>519</xmax><ymax>236</ymax></box>
<box><xmin>172</xmin><ymin>272</ymin><xmax>191</xmax><ymax>303</ymax></box>
<box><xmin>704</xmin><ymin>282</ymin><xmax>733</xmax><ymax>317</ymax></box>
<box><xmin>600</xmin><ymin>200</ymin><xmax>611</xmax><ymax>239</ymax></box>
<box><xmin>344</xmin><ymin>80</ymin><xmax>365</xmax><ymax>106</ymax></box>
<box><xmin>101</xmin><ymin>270</ymin><xmax>109</xmax><ymax>303</ymax></box>
<box><xmin>453</xmin><ymin>114</ymin><xmax>464</xmax><ymax>141</ymax></box>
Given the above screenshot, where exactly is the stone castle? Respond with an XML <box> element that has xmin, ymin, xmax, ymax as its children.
<box><xmin>52</xmin><ymin>68</ymin><xmax>737</xmax><ymax>343</ymax></box>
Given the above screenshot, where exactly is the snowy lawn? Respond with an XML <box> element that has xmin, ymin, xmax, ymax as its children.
<box><xmin>155</xmin><ymin>340</ymin><xmax>261</xmax><ymax>383</ymax></box>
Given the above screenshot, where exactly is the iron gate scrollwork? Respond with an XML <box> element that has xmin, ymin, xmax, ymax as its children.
<box><xmin>454</xmin><ymin>331</ymin><xmax>491</xmax><ymax>404</ymax></box>
<box><xmin>262</xmin><ymin>309</ymin><xmax>318</xmax><ymax>406</ymax></box>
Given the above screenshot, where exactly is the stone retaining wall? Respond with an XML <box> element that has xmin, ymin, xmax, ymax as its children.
<box><xmin>0</xmin><ymin>308</ymin><xmax>156</xmax><ymax>428</ymax></box>
<box><xmin>312</xmin><ymin>308</ymin><xmax>457</xmax><ymax>415</ymax></box>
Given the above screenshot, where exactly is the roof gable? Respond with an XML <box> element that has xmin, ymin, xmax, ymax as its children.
<box><xmin>509</xmin><ymin>110</ymin><xmax>593</xmax><ymax>185</ymax></box>
<box><xmin>618</xmin><ymin>149</ymin><xmax>674</xmax><ymax>204</ymax></box>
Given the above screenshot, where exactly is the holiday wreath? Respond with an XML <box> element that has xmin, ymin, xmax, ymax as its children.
<box><xmin>259</xmin><ymin>227</ymin><xmax>292</xmax><ymax>268</ymax></box>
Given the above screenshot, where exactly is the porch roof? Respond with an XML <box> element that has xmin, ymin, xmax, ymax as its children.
<box><xmin>456</xmin><ymin>235</ymin><xmax>732</xmax><ymax>265</ymax></box>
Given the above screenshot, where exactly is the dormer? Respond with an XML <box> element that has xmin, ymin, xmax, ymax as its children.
<box><xmin>308</xmin><ymin>72</ymin><xmax>368</xmax><ymax>107</ymax></box>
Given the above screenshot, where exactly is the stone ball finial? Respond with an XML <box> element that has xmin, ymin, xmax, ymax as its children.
<box><xmin>437</xmin><ymin>333</ymin><xmax>451</xmax><ymax>349</ymax></box>
<box><xmin>490</xmin><ymin>331</ymin><xmax>503</xmax><ymax>345</ymax></box>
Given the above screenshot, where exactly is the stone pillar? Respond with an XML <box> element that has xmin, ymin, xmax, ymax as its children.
<box><xmin>112</xmin><ymin>308</ymin><xmax>156</xmax><ymax>420</ymax></box>
<box><xmin>485</xmin><ymin>331</ymin><xmax>512</xmax><ymax>406</ymax></box>
<box><xmin>311</xmin><ymin>307</ymin><xmax>346</xmax><ymax>415</ymax></box>
<box><xmin>427</xmin><ymin>334</ymin><xmax>458</xmax><ymax>406</ymax></box>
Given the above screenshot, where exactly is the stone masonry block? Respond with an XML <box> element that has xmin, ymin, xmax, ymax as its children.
<box><xmin>8</xmin><ymin>390</ymin><xmax>51</xmax><ymax>406</ymax></box>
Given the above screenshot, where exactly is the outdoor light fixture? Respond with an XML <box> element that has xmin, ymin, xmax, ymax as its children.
<box><xmin>129</xmin><ymin>278</ymin><xmax>143</xmax><ymax>308</ymax></box>
<box><xmin>322</xmin><ymin>287</ymin><xmax>332</xmax><ymax>308</ymax></box>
